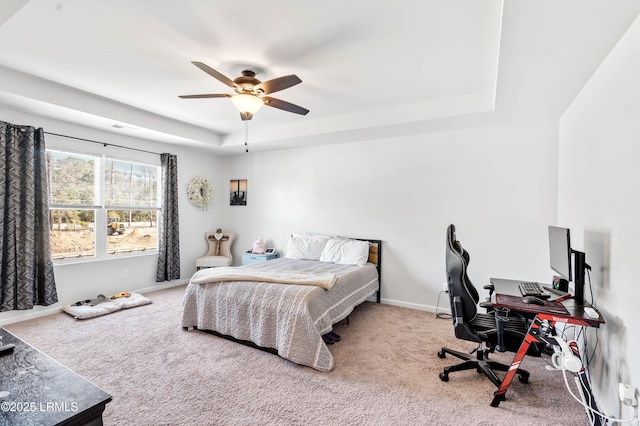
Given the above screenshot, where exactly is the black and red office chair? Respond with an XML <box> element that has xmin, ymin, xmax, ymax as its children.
<box><xmin>437</xmin><ymin>224</ymin><xmax>540</xmax><ymax>387</ymax></box>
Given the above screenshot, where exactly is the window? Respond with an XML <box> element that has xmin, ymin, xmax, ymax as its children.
<box><xmin>47</xmin><ymin>150</ymin><xmax>160</xmax><ymax>261</ymax></box>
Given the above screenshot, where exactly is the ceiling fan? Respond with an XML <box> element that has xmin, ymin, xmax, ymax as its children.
<box><xmin>179</xmin><ymin>61</ymin><xmax>309</xmax><ymax>121</ymax></box>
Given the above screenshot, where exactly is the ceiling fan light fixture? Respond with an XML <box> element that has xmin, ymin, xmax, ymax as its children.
<box><xmin>181</xmin><ymin>62</ymin><xmax>308</xmax><ymax>119</ymax></box>
<box><xmin>231</xmin><ymin>93</ymin><xmax>264</xmax><ymax>115</ymax></box>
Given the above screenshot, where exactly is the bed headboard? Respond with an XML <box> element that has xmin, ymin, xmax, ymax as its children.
<box><xmin>355</xmin><ymin>238</ymin><xmax>382</xmax><ymax>303</ymax></box>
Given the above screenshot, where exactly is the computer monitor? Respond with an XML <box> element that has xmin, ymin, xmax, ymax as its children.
<box><xmin>548</xmin><ymin>225</ymin><xmax>588</xmax><ymax>305</ymax></box>
<box><xmin>549</xmin><ymin>226</ymin><xmax>572</xmax><ymax>281</ymax></box>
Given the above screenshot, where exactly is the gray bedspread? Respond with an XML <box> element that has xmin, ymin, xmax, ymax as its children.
<box><xmin>181</xmin><ymin>258</ymin><xmax>379</xmax><ymax>371</ymax></box>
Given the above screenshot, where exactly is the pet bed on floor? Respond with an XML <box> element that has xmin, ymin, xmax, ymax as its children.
<box><xmin>62</xmin><ymin>293</ymin><xmax>152</xmax><ymax>319</ymax></box>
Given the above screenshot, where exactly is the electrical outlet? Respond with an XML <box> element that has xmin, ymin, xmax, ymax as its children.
<box><xmin>619</xmin><ymin>383</ymin><xmax>638</xmax><ymax>407</ymax></box>
<box><xmin>122</xmin><ymin>270</ymin><xmax>129</xmax><ymax>279</ymax></box>
<box><xmin>443</xmin><ymin>282</ymin><xmax>448</xmax><ymax>292</ymax></box>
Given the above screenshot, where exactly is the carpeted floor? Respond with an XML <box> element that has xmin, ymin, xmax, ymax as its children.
<box><xmin>4</xmin><ymin>285</ymin><xmax>589</xmax><ymax>425</ymax></box>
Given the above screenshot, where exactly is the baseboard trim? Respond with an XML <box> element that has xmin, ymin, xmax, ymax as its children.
<box><xmin>2</xmin><ymin>284</ymin><xmax>445</xmax><ymax>326</ymax></box>
<box><xmin>380</xmin><ymin>298</ymin><xmax>443</xmax><ymax>313</ymax></box>
<box><xmin>0</xmin><ymin>306</ymin><xmax>64</xmax><ymax>326</ymax></box>
<box><xmin>0</xmin><ymin>279</ymin><xmax>190</xmax><ymax>326</ymax></box>
<box><xmin>135</xmin><ymin>279</ymin><xmax>190</xmax><ymax>295</ymax></box>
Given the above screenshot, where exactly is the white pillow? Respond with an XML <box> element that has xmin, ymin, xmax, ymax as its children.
<box><xmin>320</xmin><ymin>238</ymin><xmax>370</xmax><ymax>266</ymax></box>
<box><xmin>284</xmin><ymin>233</ymin><xmax>331</xmax><ymax>260</ymax></box>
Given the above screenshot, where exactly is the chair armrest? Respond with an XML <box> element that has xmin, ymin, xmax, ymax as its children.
<box><xmin>483</xmin><ymin>284</ymin><xmax>494</xmax><ymax>300</ymax></box>
<box><xmin>479</xmin><ymin>301</ymin><xmax>493</xmax><ymax>309</ymax></box>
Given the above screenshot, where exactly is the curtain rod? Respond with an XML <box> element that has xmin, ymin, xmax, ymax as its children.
<box><xmin>43</xmin><ymin>131</ymin><xmax>163</xmax><ymax>155</ymax></box>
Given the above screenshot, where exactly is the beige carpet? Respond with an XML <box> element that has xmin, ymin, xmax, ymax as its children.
<box><xmin>5</xmin><ymin>285</ymin><xmax>588</xmax><ymax>425</ymax></box>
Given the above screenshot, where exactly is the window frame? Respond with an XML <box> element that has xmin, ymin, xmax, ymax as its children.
<box><xmin>47</xmin><ymin>147</ymin><xmax>162</xmax><ymax>264</ymax></box>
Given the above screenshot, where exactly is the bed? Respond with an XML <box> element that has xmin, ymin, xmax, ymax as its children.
<box><xmin>181</xmin><ymin>235</ymin><xmax>381</xmax><ymax>372</ymax></box>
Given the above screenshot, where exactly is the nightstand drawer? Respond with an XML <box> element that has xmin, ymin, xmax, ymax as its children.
<box><xmin>242</xmin><ymin>252</ymin><xmax>278</xmax><ymax>265</ymax></box>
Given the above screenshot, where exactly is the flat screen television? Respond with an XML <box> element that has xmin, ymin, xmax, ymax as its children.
<box><xmin>548</xmin><ymin>226</ymin><xmax>572</xmax><ymax>281</ymax></box>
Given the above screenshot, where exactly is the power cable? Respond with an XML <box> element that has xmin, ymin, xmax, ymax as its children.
<box><xmin>435</xmin><ymin>290</ymin><xmax>451</xmax><ymax>320</ymax></box>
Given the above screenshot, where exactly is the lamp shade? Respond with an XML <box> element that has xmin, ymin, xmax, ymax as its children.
<box><xmin>231</xmin><ymin>94</ymin><xmax>264</xmax><ymax>114</ymax></box>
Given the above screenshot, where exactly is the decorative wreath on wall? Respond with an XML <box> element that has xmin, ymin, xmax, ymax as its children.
<box><xmin>187</xmin><ymin>177</ymin><xmax>213</xmax><ymax>210</ymax></box>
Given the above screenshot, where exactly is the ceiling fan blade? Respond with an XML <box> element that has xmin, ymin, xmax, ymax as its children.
<box><xmin>178</xmin><ymin>94</ymin><xmax>231</xmax><ymax>99</ymax></box>
<box><xmin>263</xmin><ymin>97</ymin><xmax>309</xmax><ymax>115</ymax></box>
<box><xmin>255</xmin><ymin>75</ymin><xmax>302</xmax><ymax>95</ymax></box>
<box><xmin>191</xmin><ymin>62</ymin><xmax>238</xmax><ymax>89</ymax></box>
<box><xmin>240</xmin><ymin>112</ymin><xmax>253</xmax><ymax>121</ymax></box>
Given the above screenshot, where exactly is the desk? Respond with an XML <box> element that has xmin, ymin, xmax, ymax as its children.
<box><xmin>0</xmin><ymin>327</ymin><xmax>112</xmax><ymax>425</ymax></box>
<box><xmin>488</xmin><ymin>278</ymin><xmax>604</xmax><ymax>407</ymax></box>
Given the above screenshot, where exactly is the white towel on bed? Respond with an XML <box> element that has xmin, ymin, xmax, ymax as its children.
<box><xmin>191</xmin><ymin>266</ymin><xmax>338</xmax><ymax>290</ymax></box>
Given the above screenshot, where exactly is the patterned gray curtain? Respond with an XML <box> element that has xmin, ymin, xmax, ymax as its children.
<box><xmin>0</xmin><ymin>121</ymin><xmax>57</xmax><ymax>311</ymax></box>
<box><xmin>156</xmin><ymin>153</ymin><xmax>180</xmax><ymax>281</ymax></box>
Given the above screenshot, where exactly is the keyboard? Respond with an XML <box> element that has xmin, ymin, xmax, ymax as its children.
<box><xmin>519</xmin><ymin>281</ymin><xmax>546</xmax><ymax>297</ymax></box>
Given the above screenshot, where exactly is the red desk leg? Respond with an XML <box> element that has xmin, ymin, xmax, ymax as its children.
<box><xmin>491</xmin><ymin>316</ymin><xmax>544</xmax><ymax>407</ymax></box>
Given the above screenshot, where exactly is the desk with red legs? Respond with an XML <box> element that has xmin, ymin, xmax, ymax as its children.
<box><xmin>488</xmin><ymin>278</ymin><xmax>604</xmax><ymax>407</ymax></box>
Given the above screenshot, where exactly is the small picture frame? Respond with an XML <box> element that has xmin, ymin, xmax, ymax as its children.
<box><xmin>230</xmin><ymin>179</ymin><xmax>247</xmax><ymax>206</ymax></box>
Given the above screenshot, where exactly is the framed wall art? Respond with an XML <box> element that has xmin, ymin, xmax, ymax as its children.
<box><xmin>230</xmin><ymin>179</ymin><xmax>247</xmax><ymax>206</ymax></box>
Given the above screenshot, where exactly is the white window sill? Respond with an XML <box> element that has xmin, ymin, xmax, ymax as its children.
<box><xmin>53</xmin><ymin>250</ymin><xmax>159</xmax><ymax>266</ymax></box>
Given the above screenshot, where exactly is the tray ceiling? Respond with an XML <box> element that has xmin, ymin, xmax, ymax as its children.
<box><xmin>0</xmin><ymin>1</ymin><xmax>638</xmax><ymax>154</ymax></box>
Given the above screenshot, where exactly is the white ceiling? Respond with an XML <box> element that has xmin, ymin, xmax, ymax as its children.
<box><xmin>0</xmin><ymin>0</ymin><xmax>639</xmax><ymax>154</ymax></box>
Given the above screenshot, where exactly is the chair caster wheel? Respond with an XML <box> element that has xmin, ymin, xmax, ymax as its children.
<box><xmin>439</xmin><ymin>372</ymin><xmax>449</xmax><ymax>382</ymax></box>
<box><xmin>518</xmin><ymin>374</ymin><xmax>529</xmax><ymax>384</ymax></box>
<box><xmin>437</xmin><ymin>350</ymin><xmax>446</xmax><ymax>359</ymax></box>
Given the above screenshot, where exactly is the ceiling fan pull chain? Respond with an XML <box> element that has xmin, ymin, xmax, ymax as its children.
<box><xmin>244</xmin><ymin>121</ymin><xmax>249</xmax><ymax>153</ymax></box>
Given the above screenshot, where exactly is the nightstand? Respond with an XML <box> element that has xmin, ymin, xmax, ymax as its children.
<box><xmin>242</xmin><ymin>251</ymin><xmax>278</xmax><ymax>265</ymax></box>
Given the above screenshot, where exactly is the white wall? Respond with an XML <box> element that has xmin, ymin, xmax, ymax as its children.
<box><xmin>0</xmin><ymin>109</ymin><xmax>223</xmax><ymax>325</ymax></box>
<box><xmin>560</xmin><ymin>15</ymin><xmax>640</xmax><ymax>420</ymax></box>
<box><xmin>221</xmin><ymin>121</ymin><xmax>559</xmax><ymax>310</ymax></box>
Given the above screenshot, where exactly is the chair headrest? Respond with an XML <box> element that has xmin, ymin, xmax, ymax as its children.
<box><xmin>447</xmin><ymin>224</ymin><xmax>461</xmax><ymax>254</ymax></box>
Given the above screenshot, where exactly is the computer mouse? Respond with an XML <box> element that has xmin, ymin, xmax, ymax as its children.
<box><xmin>522</xmin><ymin>296</ymin><xmax>545</xmax><ymax>305</ymax></box>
